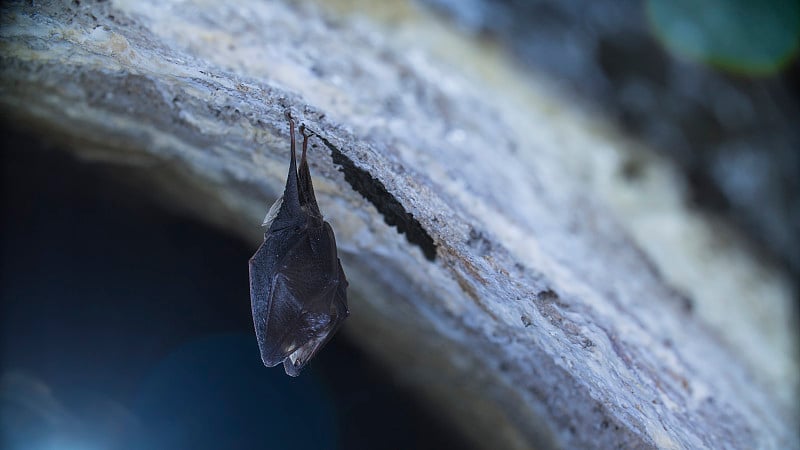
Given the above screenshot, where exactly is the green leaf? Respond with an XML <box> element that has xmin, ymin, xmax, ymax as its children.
<box><xmin>647</xmin><ymin>0</ymin><xmax>800</xmax><ymax>75</ymax></box>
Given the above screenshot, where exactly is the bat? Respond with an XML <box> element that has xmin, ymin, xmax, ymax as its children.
<box><xmin>249</xmin><ymin>113</ymin><xmax>349</xmax><ymax>377</ymax></box>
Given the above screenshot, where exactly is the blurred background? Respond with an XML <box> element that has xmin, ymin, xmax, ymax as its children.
<box><xmin>2</xmin><ymin>0</ymin><xmax>798</xmax><ymax>449</ymax></box>
<box><xmin>0</xmin><ymin>132</ymin><xmax>472</xmax><ymax>449</ymax></box>
<box><xmin>422</xmin><ymin>0</ymin><xmax>800</xmax><ymax>277</ymax></box>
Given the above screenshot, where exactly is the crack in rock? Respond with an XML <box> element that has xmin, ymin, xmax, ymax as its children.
<box><xmin>319</xmin><ymin>137</ymin><xmax>437</xmax><ymax>261</ymax></box>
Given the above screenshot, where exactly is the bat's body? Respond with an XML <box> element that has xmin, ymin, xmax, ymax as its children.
<box><xmin>249</xmin><ymin>115</ymin><xmax>349</xmax><ymax>376</ymax></box>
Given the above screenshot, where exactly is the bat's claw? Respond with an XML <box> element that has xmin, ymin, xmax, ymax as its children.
<box><xmin>299</xmin><ymin>124</ymin><xmax>316</xmax><ymax>138</ymax></box>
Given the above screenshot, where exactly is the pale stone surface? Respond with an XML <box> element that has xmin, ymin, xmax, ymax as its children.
<box><xmin>1</xmin><ymin>1</ymin><xmax>796</xmax><ymax>449</ymax></box>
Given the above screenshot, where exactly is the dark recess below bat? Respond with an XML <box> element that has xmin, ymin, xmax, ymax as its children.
<box><xmin>0</xmin><ymin>129</ymin><xmax>471</xmax><ymax>450</ymax></box>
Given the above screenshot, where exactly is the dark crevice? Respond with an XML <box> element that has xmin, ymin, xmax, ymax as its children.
<box><xmin>318</xmin><ymin>137</ymin><xmax>437</xmax><ymax>261</ymax></box>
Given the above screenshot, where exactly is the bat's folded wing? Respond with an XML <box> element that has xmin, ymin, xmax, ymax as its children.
<box><xmin>251</xmin><ymin>225</ymin><xmax>348</xmax><ymax>375</ymax></box>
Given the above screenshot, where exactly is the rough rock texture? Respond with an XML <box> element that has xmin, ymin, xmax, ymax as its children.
<box><xmin>1</xmin><ymin>1</ymin><xmax>797</xmax><ymax>449</ymax></box>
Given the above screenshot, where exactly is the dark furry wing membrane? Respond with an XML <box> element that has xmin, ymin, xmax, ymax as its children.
<box><xmin>248</xmin><ymin>115</ymin><xmax>349</xmax><ymax>376</ymax></box>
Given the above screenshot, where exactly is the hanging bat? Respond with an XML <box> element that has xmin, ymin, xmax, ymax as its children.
<box><xmin>249</xmin><ymin>113</ymin><xmax>349</xmax><ymax>377</ymax></box>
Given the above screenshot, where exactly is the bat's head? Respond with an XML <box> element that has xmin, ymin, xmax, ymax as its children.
<box><xmin>282</xmin><ymin>311</ymin><xmax>341</xmax><ymax>376</ymax></box>
<box><xmin>257</xmin><ymin>294</ymin><xmax>349</xmax><ymax>377</ymax></box>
